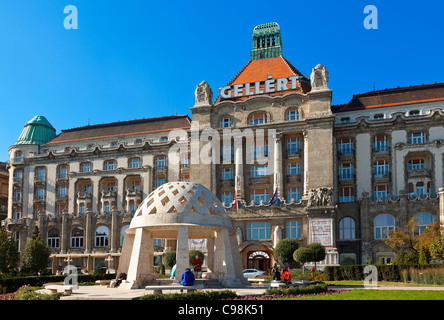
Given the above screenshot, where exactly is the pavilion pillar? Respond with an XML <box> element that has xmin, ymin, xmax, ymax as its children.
<box><xmin>206</xmin><ymin>236</ymin><xmax>214</xmax><ymax>274</ymax></box>
<box><xmin>125</xmin><ymin>228</ymin><xmax>153</xmax><ymax>289</ymax></box>
<box><xmin>174</xmin><ymin>226</ymin><xmax>189</xmax><ymax>283</ymax></box>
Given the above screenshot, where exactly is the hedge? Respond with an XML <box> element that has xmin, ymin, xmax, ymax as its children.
<box><xmin>139</xmin><ymin>290</ymin><xmax>238</xmax><ymax>300</ymax></box>
<box><xmin>0</xmin><ymin>273</ymin><xmax>116</xmax><ymax>294</ymax></box>
<box><xmin>265</xmin><ymin>282</ymin><xmax>328</xmax><ymax>296</ymax></box>
<box><xmin>324</xmin><ymin>264</ymin><xmax>444</xmax><ymax>282</ymax></box>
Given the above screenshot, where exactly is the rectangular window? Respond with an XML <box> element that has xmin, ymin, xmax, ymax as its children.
<box><xmin>57</xmin><ymin>165</ymin><xmax>68</xmax><ymax>179</ymax></box>
<box><xmin>35</xmin><ymin>167</ymin><xmax>46</xmax><ymax>181</ymax></box>
<box><xmin>373</xmin><ymin>135</ymin><xmax>389</xmax><ymax>153</ymax></box>
<box><xmin>80</xmin><ymin>163</ymin><xmax>91</xmax><ymax>173</ymax></box>
<box><xmin>287</xmin><ymin>163</ymin><xmax>300</xmax><ymax>175</ymax></box>
<box><xmin>104</xmin><ymin>160</ymin><xmax>115</xmax><ymax>171</ymax></box>
<box><xmin>129</xmin><ymin>158</ymin><xmax>140</xmax><ymax>169</ymax></box>
<box><xmin>155</xmin><ymin>157</ymin><xmax>167</xmax><ymax>170</ymax></box>
<box><xmin>338</xmin><ymin>138</ymin><xmax>353</xmax><ymax>155</ymax></box>
<box><xmin>374</xmin><ymin>160</ymin><xmax>389</xmax><ymax>179</ymax></box>
<box><xmin>57</xmin><ymin>185</ymin><xmax>67</xmax><ymax>197</ymax></box>
<box><xmin>339</xmin><ymin>187</ymin><xmax>355</xmax><ymax>203</ymax></box>
<box><xmin>221</xmin><ymin>144</ymin><xmax>234</xmax><ymax>163</ymax></box>
<box><xmin>222</xmin><ymin>191</ymin><xmax>233</xmax><ymax>205</ymax></box>
<box><xmin>251</xmin><ymin>165</ymin><xmax>269</xmax><ymax>178</ymax></box>
<box><xmin>409</xmin><ymin>132</ymin><xmax>426</xmax><ymax>145</ymax></box>
<box><xmin>36</xmin><ymin>187</ymin><xmax>45</xmax><ymax>200</ymax></box>
<box><xmin>287</xmin><ymin>138</ymin><xmax>300</xmax><ymax>156</ymax></box>
<box><xmin>374</xmin><ymin>185</ymin><xmax>389</xmax><ymax>200</ymax></box>
<box><xmin>156</xmin><ymin>177</ymin><xmax>166</xmax><ymax>188</ymax></box>
<box><xmin>408</xmin><ymin>159</ymin><xmax>425</xmax><ymax>171</ymax></box>
<box><xmin>222</xmin><ymin>168</ymin><xmax>233</xmax><ymax>180</ymax></box>
<box><xmin>339</xmin><ymin>163</ymin><xmax>354</xmax><ymax>181</ymax></box>
<box><xmin>220</xmin><ymin>117</ymin><xmax>232</xmax><ymax>128</ymax></box>
<box><xmin>251</xmin><ymin>189</ymin><xmax>269</xmax><ymax>204</ymax></box>
<box><xmin>287</xmin><ymin>187</ymin><xmax>300</xmax><ymax>202</ymax></box>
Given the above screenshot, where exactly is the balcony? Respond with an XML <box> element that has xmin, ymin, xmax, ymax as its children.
<box><xmin>373</xmin><ymin>172</ymin><xmax>390</xmax><ymax>181</ymax></box>
<box><xmin>407</xmin><ymin>168</ymin><xmax>432</xmax><ymax>179</ymax></box>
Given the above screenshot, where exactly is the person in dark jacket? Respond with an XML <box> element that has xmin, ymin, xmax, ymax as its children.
<box><xmin>180</xmin><ymin>268</ymin><xmax>195</xmax><ymax>286</ymax></box>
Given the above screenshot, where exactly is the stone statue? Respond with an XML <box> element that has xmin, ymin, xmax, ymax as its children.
<box><xmin>310</xmin><ymin>64</ymin><xmax>329</xmax><ymax>91</ymax></box>
<box><xmin>308</xmin><ymin>187</ymin><xmax>334</xmax><ymax>207</ymax></box>
<box><xmin>194</xmin><ymin>81</ymin><xmax>213</xmax><ymax>106</ymax></box>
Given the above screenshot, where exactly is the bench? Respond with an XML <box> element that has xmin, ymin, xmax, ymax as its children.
<box><xmin>145</xmin><ymin>284</ymin><xmax>205</xmax><ymax>294</ymax></box>
<box><xmin>44</xmin><ymin>284</ymin><xmax>78</xmax><ymax>294</ymax></box>
<box><xmin>269</xmin><ymin>280</ymin><xmax>311</xmax><ymax>289</ymax></box>
<box><xmin>247</xmin><ymin>278</ymin><xmax>266</xmax><ymax>283</ymax></box>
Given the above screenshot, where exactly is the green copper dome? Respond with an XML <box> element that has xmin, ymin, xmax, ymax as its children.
<box><xmin>15</xmin><ymin>115</ymin><xmax>56</xmax><ymax>145</ymax></box>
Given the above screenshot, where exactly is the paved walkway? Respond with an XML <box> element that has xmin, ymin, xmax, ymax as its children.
<box><xmin>41</xmin><ymin>283</ymin><xmax>444</xmax><ymax>300</ymax></box>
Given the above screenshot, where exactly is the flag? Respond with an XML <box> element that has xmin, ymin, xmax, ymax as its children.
<box><xmin>268</xmin><ymin>189</ymin><xmax>280</xmax><ymax>205</ymax></box>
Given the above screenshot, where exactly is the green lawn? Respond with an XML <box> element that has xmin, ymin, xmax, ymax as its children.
<box><xmin>291</xmin><ymin>289</ymin><xmax>444</xmax><ymax>300</ymax></box>
<box><xmin>326</xmin><ymin>280</ymin><xmax>444</xmax><ymax>287</ymax></box>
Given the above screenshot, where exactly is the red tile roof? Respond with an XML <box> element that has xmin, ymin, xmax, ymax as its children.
<box><xmin>46</xmin><ymin>115</ymin><xmax>191</xmax><ymax>145</ymax></box>
<box><xmin>215</xmin><ymin>56</ymin><xmax>311</xmax><ymax>103</ymax></box>
<box><xmin>334</xmin><ymin>82</ymin><xmax>444</xmax><ymax>112</ymax></box>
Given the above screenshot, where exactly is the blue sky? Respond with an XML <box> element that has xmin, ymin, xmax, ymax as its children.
<box><xmin>1</xmin><ymin>0</ymin><xmax>444</xmax><ymax>162</ymax></box>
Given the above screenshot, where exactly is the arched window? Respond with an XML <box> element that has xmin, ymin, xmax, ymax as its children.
<box><xmin>413</xmin><ymin>212</ymin><xmax>434</xmax><ymax>234</ymax></box>
<box><xmin>247</xmin><ymin>222</ymin><xmax>271</xmax><ymax>240</ymax></box>
<box><xmin>248</xmin><ymin>112</ymin><xmax>268</xmax><ymax>125</ymax></box>
<box><xmin>47</xmin><ymin>229</ymin><xmax>60</xmax><ymax>249</ymax></box>
<box><xmin>220</xmin><ymin>116</ymin><xmax>232</xmax><ymax>128</ymax></box>
<box><xmin>286</xmin><ymin>108</ymin><xmax>299</xmax><ymax>121</ymax></box>
<box><xmin>95</xmin><ymin>226</ymin><xmax>109</xmax><ymax>247</ymax></box>
<box><xmin>120</xmin><ymin>225</ymin><xmax>129</xmax><ymax>246</ymax></box>
<box><xmin>71</xmin><ymin>227</ymin><xmax>84</xmax><ymax>248</ymax></box>
<box><xmin>339</xmin><ymin>217</ymin><xmax>356</xmax><ymax>240</ymax></box>
<box><xmin>286</xmin><ymin>221</ymin><xmax>301</xmax><ymax>239</ymax></box>
<box><xmin>374</xmin><ymin>214</ymin><xmax>395</xmax><ymax>240</ymax></box>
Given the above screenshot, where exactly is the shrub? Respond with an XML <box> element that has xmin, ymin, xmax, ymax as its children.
<box><xmin>265</xmin><ymin>282</ymin><xmax>328</xmax><ymax>296</ymax></box>
<box><xmin>13</xmin><ymin>285</ymin><xmax>63</xmax><ymax>300</ymax></box>
<box><xmin>139</xmin><ymin>289</ymin><xmax>237</xmax><ymax>300</ymax></box>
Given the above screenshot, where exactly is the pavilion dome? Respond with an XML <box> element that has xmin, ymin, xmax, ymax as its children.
<box><xmin>15</xmin><ymin>115</ymin><xmax>56</xmax><ymax>145</ymax></box>
<box><xmin>129</xmin><ymin>182</ymin><xmax>232</xmax><ymax>230</ymax></box>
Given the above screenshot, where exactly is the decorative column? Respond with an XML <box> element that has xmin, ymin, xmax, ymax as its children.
<box><xmin>303</xmin><ymin>131</ymin><xmax>309</xmax><ymax>196</ymax></box>
<box><xmin>206</xmin><ymin>236</ymin><xmax>214</xmax><ymax>274</ymax></box>
<box><xmin>174</xmin><ymin>226</ymin><xmax>190</xmax><ymax>283</ymax></box>
<box><xmin>60</xmin><ymin>210</ymin><xmax>69</xmax><ymax>253</ymax></box>
<box><xmin>234</xmin><ymin>141</ymin><xmax>244</xmax><ymax>201</ymax></box>
<box><xmin>439</xmin><ymin>188</ymin><xmax>444</xmax><ymax>235</ymax></box>
<box><xmin>273</xmin><ymin>132</ymin><xmax>283</xmax><ymax>199</ymax></box>
<box><xmin>110</xmin><ymin>207</ymin><xmax>118</xmax><ymax>253</ymax></box>
<box><xmin>84</xmin><ymin>209</ymin><xmax>93</xmax><ymax>254</ymax></box>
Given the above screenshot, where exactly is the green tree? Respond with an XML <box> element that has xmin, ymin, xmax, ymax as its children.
<box><xmin>418</xmin><ymin>249</ymin><xmax>430</xmax><ymax>265</ymax></box>
<box><xmin>163</xmin><ymin>251</ymin><xmax>176</xmax><ymax>268</ymax></box>
<box><xmin>21</xmin><ymin>227</ymin><xmax>50</xmax><ymax>275</ymax></box>
<box><xmin>293</xmin><ymin>247</ymin><xmax>311</xmax><ymax>273</ymax></box>
<box><xmin>306</xmin><ymin>242</ymin><xmax>326</xmax><ymax>269</ymax></box>
<box><xmin>0</xmin><ymin>229</ymin><xmax>20</xmax><ymax>274</ymax></box>
<box><xmin>429</xmin><ymin>235</ymin><xmax>444</xmax><ymax>261</ymax></box>
<box><xmin>273</xmin><ymin>238</ymin><xmax>299</xmax><ymax>267</ymax></box>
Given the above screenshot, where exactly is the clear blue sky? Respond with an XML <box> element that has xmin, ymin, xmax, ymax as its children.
<box><xmin>1</xmin><ymin>0</ymin><xmax>444</xmax><ymax>162</ymax></box>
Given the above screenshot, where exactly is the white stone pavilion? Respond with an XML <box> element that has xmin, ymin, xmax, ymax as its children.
<box><xmin>117</xmin><ymin>182</ymin><xmax>246</xmax><ymax>289</ymax></box>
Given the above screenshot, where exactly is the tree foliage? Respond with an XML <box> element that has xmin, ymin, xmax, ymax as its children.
<box><xmin>429</xmin><ymin>235</ymin><xmax>444</xmax><ymax>261</ymax></box>
<box><xmin>0</xmin><ymin>229</ymin><xmax>20</xmax><ymax>274</ymax></box>
<box><xmin>273</xmin><ymin>238</ymin><xmax>299</xmax><ymax>266</ymax></box>
<box><xmin>306</xmin><ymin>243</ymin><xmax>326</xmax><ymax>268</ymax></box>
<box><xmin>385</xmin><ymin>218</ymin><xmax>442</xmax><ymax>260</ymax></box>
<box><xmin>163</xmin><ymin>251</ymin><xmax>176</xmax><ymax>268</ymax></box>
<box><xmin>21</xmin><ymin>227</ymin><xmax>50</xmax><ymax>275</ymax></box>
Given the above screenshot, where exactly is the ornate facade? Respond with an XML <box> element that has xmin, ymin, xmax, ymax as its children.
<box><xmin>4</xmin><ymin>22</ymin><xmax>444</xmax><ymax>273</ymax></box>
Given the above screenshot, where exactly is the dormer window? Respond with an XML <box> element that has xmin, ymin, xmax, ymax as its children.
<box><xmin>409</xmin><ymin>110</ymin><xmax>420</xmax><ymax>116</ymax></box>
<box><xmin>340</xmin><ymin>117</ymin><xmax>350</xmax><ymax>124</ymax></box>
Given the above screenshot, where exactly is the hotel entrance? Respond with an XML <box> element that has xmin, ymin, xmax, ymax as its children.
<box><xmin>247</xmin><ymin>250</ymin><xmax>271</xmax><ymax>274</ymax></box>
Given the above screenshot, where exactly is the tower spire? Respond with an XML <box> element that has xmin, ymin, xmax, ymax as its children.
<box><xmin>250</xmin><ymin>22</ymin><xmax>283</xmax><ymax>61</ymax></box>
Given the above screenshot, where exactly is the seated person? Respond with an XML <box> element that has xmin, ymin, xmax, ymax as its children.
<box><xmin>272</xmin><ymin>268</ymin><xmax>281</xmax><ymax>282</ymax></box>
<box><xmin>180</xmin><ymin>268</ymin><xmax>195</xmax><ymax>286</ymax></box>
<box><xmin>281</xmin><ymin>268</ymin><xmax>292</xmax><ymax>284</ymax></box>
